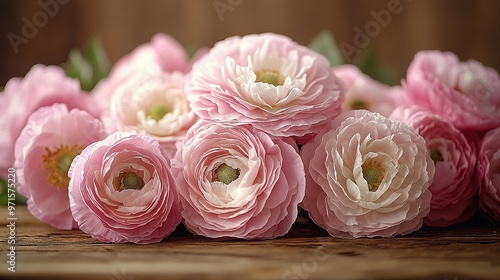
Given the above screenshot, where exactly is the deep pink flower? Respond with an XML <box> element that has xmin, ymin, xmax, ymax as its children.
<box><xmin>0</xmin><ymin>65</ymin><xmax>99</xmax><ymax>178</ymax></box>
<box><xmin>333</xmin><ymin>64</ymin><xmax>399</xmax><ymax>117</ymax></box>
<box><xmin>102</xmin><ymin>71</ymin><xmax>198</xmax><ymax>159</ymax></box>
<box><xmin>171</xmin><ymin>121</ymin><xmax>305</xmax><ymax>239</ymax></box>
<box><xmin>392</xmin><ymin>106</ymin><xmax>479</xmax><ymax>227</ymax></box>
<box><xmin>186</xmin><ymin>33</ymin><xmax>345</xmax><ymax>140</ymax></box>
<box><xmin>68</xmin><ymin>132</ymin><xmax>181</xmax><ymax>244</ymax></box>
<box><xmin>477</xmin><ymin>126</ymin><xmax>500</xmax><ymax>222</ymax></box>
<box><xmin>14</xmin><ymin>104</ymin><xmax>106</xmax><ymax>229</ymax></box>
<box><xmin>402</xmin><ymin>50</ymin><xmax>500</xmax><ymax>131</ymax></box>
<box><xmin>301</xmin><ymin>110</ymin><xmax>434</xmax><ymax>238</ymax></box>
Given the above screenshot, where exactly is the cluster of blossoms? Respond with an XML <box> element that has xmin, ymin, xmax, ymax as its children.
<box><xmin>1</xmin><ymin>33</ymin><xmax>499</xmax><ymax>243</ymax></box>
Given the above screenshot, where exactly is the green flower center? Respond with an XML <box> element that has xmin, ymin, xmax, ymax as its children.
<box><xmin>362</xmin><ymin>159</ymin><xmax>384</xmax><ymax>192</ymax></box>
<box><xmin>255</xmin><ymin>70</ymin><xmax>284</xmax><ymax>86</ymax></box>
<box><xmin>214</xmin><ymin>163</ymin><xmax>240</xmax><ymax>185</ymax></box>
<box><xmin>148</xmin><ymin>104</ymin><xmax>170</xmax><ymax>121</ymax></box>
<box><xmin>57</xmin><ymin>154</ymin><xmax>76</xmax><ymax>175</ymax></box>
<box><xmin>114</xmin><ymin>172</ymin><xmax>145</xmax><ymax>191</ymax></box>
<box><xmin>41</xmin><ymin>144</ymin><xmax>85</xmax><ymax>190</ymax></box>
<box><xmin>430</xmin><ymin>149</ymin><xmax>443</xmax><ymax>164</ymax></box>
<box><xmin>350</xmin><ymin>100</ymin><xmax>369</xmax><ymax>110</ymax></box>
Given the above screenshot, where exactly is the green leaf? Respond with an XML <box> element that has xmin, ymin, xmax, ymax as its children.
<box><xmin>65</xmin><ymin>50</ymin><xmax>93</xmax><ymax>90</ymax></box>
<box><xmin>0</xmin><ymin>178</ymin><xmax>26</xmax><ymax>205</ymax></box>
<box><xmin>353</xmin><ymin>44</ymin><xmax>396</xmax><ymax>85</ymax></box>
<box><xmin>0</xmin><ymin>178</ymin><xmax>7</xmax><ymax>205</ymax></box>
<box><xmin>63</xmin><ymin>37</ymin><xmax>111</xmax><ymax>92</ymax></box>
<box><xmin>84</xmin><ymin>37</ymin><xmax>111</xmax><ymax>84</ymax></box>
<box><xmin>308</xmin><ymin>30</ymin><xmax>345</xmax><ymax>67</ymax></box>
<box><xmin>186</xmin><ymin>47</ymin><xmax>198</xmax><ymax>59</ymax></box>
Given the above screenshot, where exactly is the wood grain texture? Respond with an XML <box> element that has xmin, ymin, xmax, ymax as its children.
<box><xmin>1</xmin><ymin>206</ymin><xmax>499</xmax><ymax>280</ymax></box>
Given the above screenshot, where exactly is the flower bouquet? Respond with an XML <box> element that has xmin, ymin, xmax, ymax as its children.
<box><xmin>1</xmin><ymin>31</ymin><xmax>499</xmax><ymax>244</ymax></box>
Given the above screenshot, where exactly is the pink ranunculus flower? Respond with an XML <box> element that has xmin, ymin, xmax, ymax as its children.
<box><xmin>186</xmin><ymin>33</ymin><xmax>345</xmax><ymax>140</ymax></box>
<box><xmin>68</xmin><ymin>132</ymin><xmax>182</xmax><ymax>244</ymax></box>
<box><xmin>102</xmin><ymin>71</ymin><xmax>198</xmax><ymax>158</ymax></box>
<box><xmin>0</xmin><ymin>65</ymin><xmax>99</xmax><ymax>179</ymax></box>
<box><xmin>14</xmin><ymin>104</ymin><xmax>106</xmax><ymax>230</ymax></box>
<box><xmin>402</xmin><ymin>50</ymin><xmax>500</xmax><ymax>131</ymax></box>
<box><xmin>391</xmin><ymin>106</ymin><xmax>479</xmax><ymax>227</ymax></box>
<box><xmin>333</xmin><ymin>64</ymin><xmax>399</xmax><ymax>117</ymax></box>
<box><xmin>301</xmin><ymin>110</ymin><xmax>434</xmax><ymax>238</ymax></box>
<box><xmin>477</xmin><ymin>126</ymin><xmax>500</xmax><ymax>222</ymax></box>
<box><xmin>92</xmin><ymin>33</ymin><xmax>202</xmax><ymax>114</ymax></box>
<box><xmin>171</xmin><ymin>121</ymin><xmax>305</xmax><ymax>239</ymax></box>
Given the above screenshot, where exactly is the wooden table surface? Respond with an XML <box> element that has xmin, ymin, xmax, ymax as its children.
<box><xmin>1</xmin><ymin>206</ymin><xmax>499</xmax><ymax>280</ymax></box>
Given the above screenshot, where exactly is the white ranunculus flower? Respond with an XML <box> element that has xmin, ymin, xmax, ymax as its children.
<box><xmin>103</xmin><ymin>70</ymin><xmax>197</xmax><ymax>158</ymax></box>
<box><xmin>301</xmin><ymin>110</ymin><xmax>434</xmax><ymax>238</ymax></box>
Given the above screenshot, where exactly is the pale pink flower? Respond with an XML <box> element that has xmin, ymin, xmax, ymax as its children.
<box><xmin>102</xmin><ymin>71</ymin><xmax>197</xmax><ymax>158</ymax></box>
<box><xmin>14</xmin><ymin>104</ymin><xmax>106</xmax><ymax>229</ymax></box>
<box><xmin>171</xmin><ymin>121</ymin><xmax>305</xmax><ymax>239</ymax></box>
<box><xmin>392</xmin><ymin>106</ymin><xmax>479</xmax><ymax>227</ymax></box>
<box><xmin>402</xmin><ymin>50</ymin><xmax>500</xmax><ymax>131</ymax></box>
<box><xmin>186</xmin><ymin>33</ymin><xmax>345</xmax><ymax>140</ymax></box>
<box><xmin>92</xmin><ymin>33</ymin><xmax>190</xmax><ymax>114</ymax></box>
<box><xmin>0</xmin><ymin>65</ymin><xmax>99</xmax><ymax>178</ymax></box>
<box><xmin>301</xmin><ymin>110</ymin><xmax>434</xmax><ymax>238</ymax></box>
<box><xmin>333</xmin><ymin>64</ymin><xmax>399</xmax><ymax>116</ymax></box>
<box><xmin>477</xmin><ymin>126</ymin><xmax>500</xmax><ymax>222</ymax></box>
<box><xmin>68</xmin><ymin>132</ymin><xmax>181</xmax><ymax>244</ymax></box>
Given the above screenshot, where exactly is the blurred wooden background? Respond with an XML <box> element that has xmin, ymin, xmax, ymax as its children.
<box><xmin>1</xmin><ymin>0</ymin><xmax>499</xmax><ymax>87</ymax></box>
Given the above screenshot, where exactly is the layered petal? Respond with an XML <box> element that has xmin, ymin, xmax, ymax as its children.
<box><xmin>102</xmin><ymin>71</ymin><xmax>197</xmax><ymax>159</ymax></box>
<box><xmin>402</xmin><ymin>51</ymin><xmax>500</xmax><ymax>131</ymax></box>
<box><xmin>14</xmin><ymin>104</ymin><xmax>106</xmax><ymax>229</ymax></box>
<box><xmin>477</xmin><ymin>127</ymin><xmax>500</xmax><ymax>222</ymax></box>
<box><xmin>68</xmin><ymin>132</ymin><xmax>181</xmax><ymax>244</ymax></box>
<box><xmin>92</xmin><ymin>33</ymin><xmax>191</xmax><ymax>114</ymax></box>
<box><xmin>186</xmin><ymin>33</ymin><xmax>345</xmax><ymax>140</ymax></box>
<box><xmin>171</xmin><ymin>121</ymin><xmax>305</xmax><ymax>239</ymax></box>
<box><xmin>333</xmin><ymin>64</ymin><xmax>399</xmax><ymax>116</ymax></box>
<box><xmin>392</xmin><ymin>106</ymin><xmax>479</xmax><ymax>226</ymax></box>
<box><xmin>301</xmin><ymin>110</ymin><xmax>434</xmax><ymax>238</ymax></box>
<box><xmin>0</xmin><ymin>65</ymin><xmax>99</xmax><ymax>178</ymax></box>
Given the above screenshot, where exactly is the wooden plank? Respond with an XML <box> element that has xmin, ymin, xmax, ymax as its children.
<box><xmin>1</xmin><ymin>206</ymin><xmax>499</xmax><ymax>279</ymax></box>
